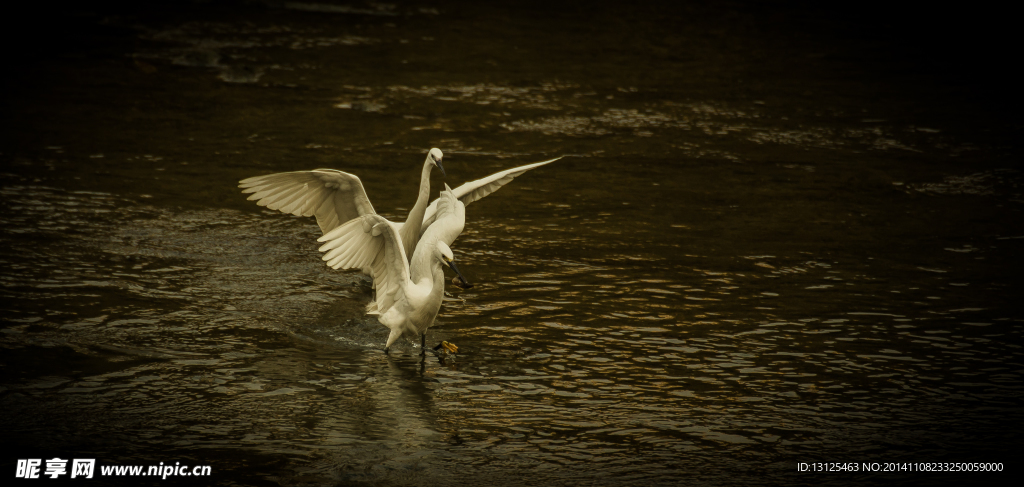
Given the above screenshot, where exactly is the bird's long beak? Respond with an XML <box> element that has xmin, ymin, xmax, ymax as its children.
<box><xmin>447</xmin><ymin>260</ymin><xmax>472</xmax><ymax>288</ymax></box>
<box><xmin>436</xmin><ymin>158</ymin><xmax>446</xmax><ymax>178</ymax></box>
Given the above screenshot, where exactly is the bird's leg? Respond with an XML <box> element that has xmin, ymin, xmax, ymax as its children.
<box><xmin>420</xmin><ymin>333</ymin><xmax>426</xmax><ymax>356</ymax></box>
<box><xmin>383</xmin><ymin>347</ymin><xmax>389</xmax><ymax>355</ymax></box>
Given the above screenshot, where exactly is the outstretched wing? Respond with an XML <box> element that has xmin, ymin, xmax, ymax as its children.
<box><xmin>419</xmin><ymin>156</ymin><xmax>561</xmax><ymax>236</ymax></box>
<box><xmin>239</xmin><ymin>169</ymin><xmax>376</xmax><ymax>235</ymax></box>
<box><xmin>452</xmin><ymin>156</ymin><xmax>562</xmax><ymax>206</ymax></box>
<box><xmin>318</xmin><ymin>214</ymin><xmax>410</xmax><ymax>315</ymax></box>
<box><xmin>318</xmin><ymin>215</ymin><xmax>385</xmax><ymax>274</ymax></box>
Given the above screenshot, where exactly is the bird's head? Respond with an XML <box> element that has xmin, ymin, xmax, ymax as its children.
<box><xmin>428</xmin><ymin>148</ymin><xmax>445</xmax><ymax>177</ymax></box>
<box><xmin>437</xmin><ymin>241</ymin><xmax>471</xmax><ymax>288</ymax></box>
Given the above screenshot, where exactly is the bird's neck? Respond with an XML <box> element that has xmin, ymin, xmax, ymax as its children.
<box><xmin>410</xmin><ymin>234</ymin><xmax>440</xmax><ymax>283</ymax></box>
<box><xmin>398</xmin><ymin>160</ymin><xmax>434</xmax><ymax>257</ymax></box>
<box><xmin>409</xmin><ymin>252</ymin><xmax>445</xmax><ymax>308</ymax></box>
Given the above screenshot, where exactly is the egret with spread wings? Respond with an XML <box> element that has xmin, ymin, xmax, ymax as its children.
<box><xmin>238</xmin><ymin>149</ymin><xmax>560</xmax><ymax>275</ymax></box>
<box><xmin>317</xmin><ymin>185</ymin><xmax>470</xmax><ymax>353</ymax></box>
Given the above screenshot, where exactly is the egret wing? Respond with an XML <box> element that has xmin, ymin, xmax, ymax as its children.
<box><xmin>419</xmin><ymin>156</ymin><xmax>560</xmax><ymax>235</ymax></box>
<box><xmin>453</xmin><ymin>157</ymin><xmax>561</xmax><ymax>205</ymax></box>
<box><xmin>239</xmin><ymin>169</ymin><xmax>376</xmax><ymax>234</ymax></box>
<box><xmin>318</xmin><ymin>216</ymin><xmax>383</xmax><ymax>275</ymax></box>
<box><xmin>318</xmin><ymin>214</ymin><xmax>410</xmax><ymax>315</ymax></box>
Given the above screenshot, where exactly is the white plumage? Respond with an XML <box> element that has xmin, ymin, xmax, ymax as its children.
<box><xmin>238</xmin><ymin>149</ymin><xmax>559</xmax><ymax>351</ymax></box>
<box><xmin>318</xmin><ymin>185</ymin><xmax>468</xmax><ymax>351</ymax></box>
<box><xmin>239</xmin><ymin>149</ymin><xmax>559</xmax><ymax>277</ymax></box>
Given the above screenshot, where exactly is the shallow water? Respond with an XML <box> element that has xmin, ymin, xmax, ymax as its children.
<box><xmin>2</xmin><ymin>1</ymin><xmax>1021</xmax><ymax>486</ymax></box>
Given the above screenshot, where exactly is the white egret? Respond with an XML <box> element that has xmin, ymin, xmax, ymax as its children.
<box><xmin>238</xmin><ymin>149</ymin><xmax>559</xmax><ymax>279</ymax></box>
<box><xmin>318</xmin><ymin>185</ymin><xmax>469</xmax><ymax>353</ymax></box>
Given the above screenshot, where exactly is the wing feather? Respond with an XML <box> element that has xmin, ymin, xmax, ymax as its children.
<box><xmin>239</xmin><ymin>169</ymin><xmax>376</xmax><ymax>235</ymax></box>
<box><xmin>419</xmin><ymin>156</ymin><xmax>559</xmax><ymax>237</ymax></box>
<box><xmin>294</xmin><ymin>186</ymin><xmax>328</xmax><ymax>216</ymax></box>
<box><xmin>317</xmin><ymin>215</ymin><xmax>410</xmax><ymax>316</ymax></box>
<box><xmin>453</xmin><ymin>157</ymin><xmax>560</xmax><ymax>205</ymax></box>
<box><xmin>322</xmin><ymin>234</ymin><xmax>360</xmax><ymax>264</ymax></box>
<box><xmin>279</xmin><ymin>185</ymin><xmax>325</xmax><ymax>215</ymax></box>
<box><xmin>266</xmin><ymin>185</ymin><xmax>312</xmax><ymax>213</ymax></box>
<box><xmin>251</xmin><ymin>181</ymin><xmax>305</xmax><ymax>206</ymax></box>
<box><xmin>318</xmin><ymin>217</ymin><xmax>385</xmax><ymax>273</ymax></box>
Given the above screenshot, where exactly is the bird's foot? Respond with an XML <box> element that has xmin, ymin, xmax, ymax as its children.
<box><xmin>433</xmin><ymin>341</ymin><xmax>459</xmax><ymax>354</ymax></box>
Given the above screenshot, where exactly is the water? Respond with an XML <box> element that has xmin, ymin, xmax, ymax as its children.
<box><xmin>2</xmin><ymin>1</ymin><xmax>1021</xmax><ymax>485</ymax></box>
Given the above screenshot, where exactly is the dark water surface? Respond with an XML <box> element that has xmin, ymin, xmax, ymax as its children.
<box><xmin>2</xmin><ymin>1</ymin><xmax>1021</xmax><ymax>485</ymax></box>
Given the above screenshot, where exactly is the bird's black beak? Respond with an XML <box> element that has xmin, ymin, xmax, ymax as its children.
<box><xmin>436</xmin><ymin>158</ymin><xmax>446</xmax><ymax>178</ymax></box>
<box><xmin>446</xmin><ymin>259</ymin><xmax>471</xmax><ymax>288</ymax></box>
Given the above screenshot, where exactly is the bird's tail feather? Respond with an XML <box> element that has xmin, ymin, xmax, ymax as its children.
<box><xmin>385</xmin><ymin>328</ymin><xmax>403</xmax><ymax>350</ymax></box>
